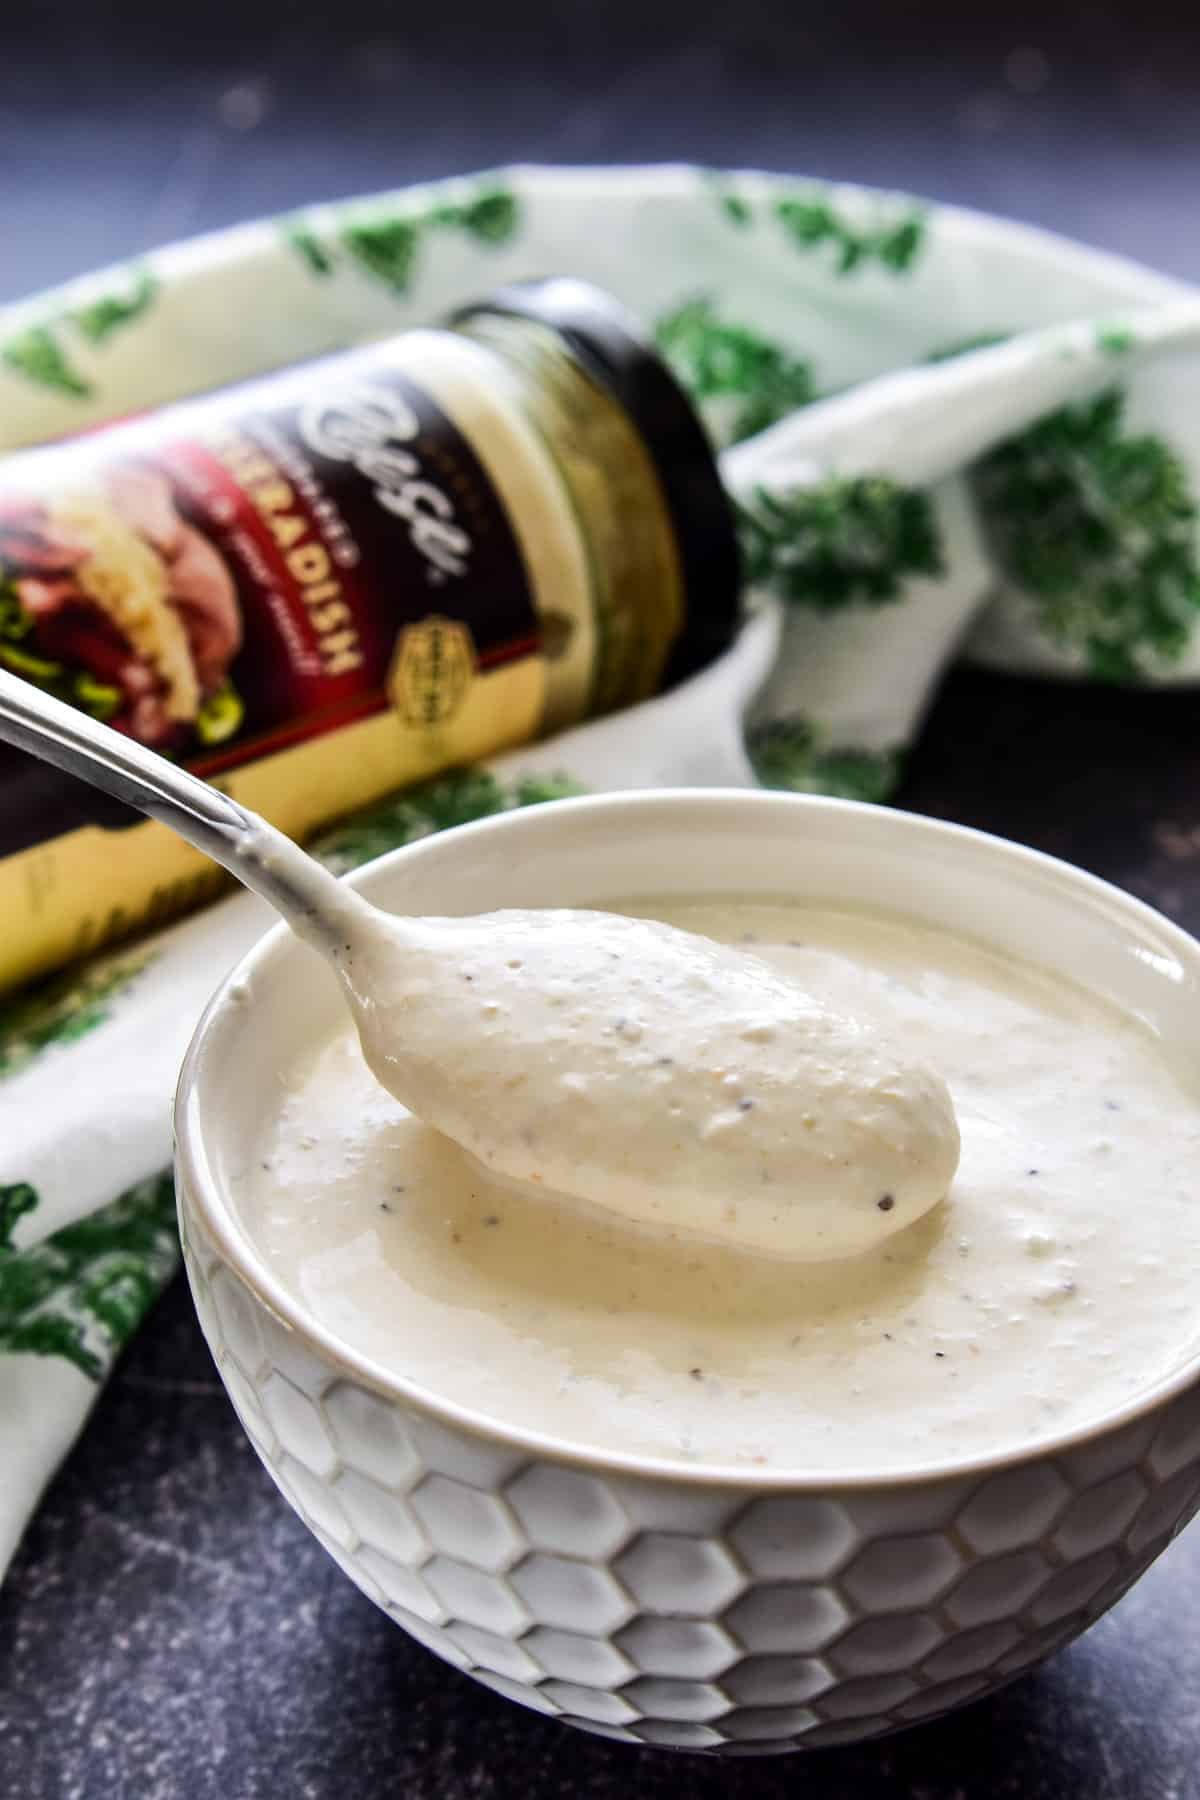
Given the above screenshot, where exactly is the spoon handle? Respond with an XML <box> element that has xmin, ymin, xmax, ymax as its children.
<box><xmin>0</xmin><ymin>667</ymin><xmax>357</xmax><ymax>943</ymax></box>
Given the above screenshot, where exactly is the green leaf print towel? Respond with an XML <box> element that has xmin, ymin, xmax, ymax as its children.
<box><xmin>2</xmin><ymin>164</ymin><xmax>1200</xmax><ymax>1578</ymax></box>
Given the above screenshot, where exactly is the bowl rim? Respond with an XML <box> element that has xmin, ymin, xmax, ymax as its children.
<box><xmin>176</xmin><ymin>788</ymin><xmax>1200</xmax><ymax>1492</ymax></box>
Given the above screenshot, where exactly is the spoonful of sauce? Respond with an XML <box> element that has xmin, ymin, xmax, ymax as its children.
<box><xmin>0</xmin><ymin>669</ymin><xmax>959</xmax><ymax>1260</ymax></box>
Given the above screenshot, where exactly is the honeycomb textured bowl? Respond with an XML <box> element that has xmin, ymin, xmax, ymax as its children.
<box><xmin>176</xmin><ymin>791</ymin><xmax>1200</xmax><ymax>1755</ymax></box>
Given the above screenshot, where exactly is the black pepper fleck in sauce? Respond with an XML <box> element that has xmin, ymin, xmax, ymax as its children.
<box><xmin>877</xmin><ymin>1193</ymin><xmax>895</xmax><ymax>1212</ymax></box>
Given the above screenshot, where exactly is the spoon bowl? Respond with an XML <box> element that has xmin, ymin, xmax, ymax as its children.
<box><xmin>0</xmin><ymin>666</ymin><xmax>958</xmax><ymax>1259</ymax></box>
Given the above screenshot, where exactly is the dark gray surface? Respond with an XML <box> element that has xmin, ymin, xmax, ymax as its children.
<box><xmin>3</xmin><ymin>0</ymin><xmax>1200</xmax><ymax>302</ymax></box>
<box><xmin>5</xmin><ymin>4</ymin><xmax>1200</xmax><ymax>1794</ymax></box>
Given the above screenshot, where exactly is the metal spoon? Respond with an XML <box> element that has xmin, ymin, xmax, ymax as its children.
<box><xmin>0</xmin><ymin>669</ymin><xmax>960</xmax><ymax>1260</ymax></box>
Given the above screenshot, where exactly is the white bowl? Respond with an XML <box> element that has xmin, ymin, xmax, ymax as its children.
<box><xmin>176</xmin><ymin>791</ymin><xmax>1200</xmax><ymax>1753</ymax></box>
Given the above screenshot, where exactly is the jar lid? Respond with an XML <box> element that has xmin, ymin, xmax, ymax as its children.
<box><xmin>450</xmin><ymin>278</ymin><xmax>742</xmax><ymax>687</ymax></box>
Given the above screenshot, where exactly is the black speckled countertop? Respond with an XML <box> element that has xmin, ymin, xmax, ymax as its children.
<box><xmin>4</xmin><ymin>5</ymin><xmax>1200</xmax><ymax>1793</ymax></box>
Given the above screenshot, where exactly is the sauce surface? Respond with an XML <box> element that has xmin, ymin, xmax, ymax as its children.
<box><xmin>343</xmin><ymin>903</ymin><xmax>959</xmax><ymax>1260</ymax></box>
<box><xmin>238</xmin><ymin>900</ymin><xmax>1200</xmax><ymax>1473</ymax></box>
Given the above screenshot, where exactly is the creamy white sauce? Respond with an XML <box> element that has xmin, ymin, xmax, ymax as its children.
<box><xmin>340</xmin><ymin>906</ymin><xmax>958</xmax><ymax>1260</ymax></box>
<box><xmin>239</xmin><ymin>901</ymin><xmax>1200</xmax><ymax>1473</ymax></box>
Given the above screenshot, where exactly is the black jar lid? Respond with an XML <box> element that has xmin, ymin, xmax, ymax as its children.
<box><xmin>450</xmin><ymin>278</ymin><xmax>742</xmax><ymax>688</ymax></box>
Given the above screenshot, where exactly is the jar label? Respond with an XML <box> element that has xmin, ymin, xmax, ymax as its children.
<box><xmin>0</xmin><ymin>345</ymin><xmax>548</xmax><ymax>986</ymax></box>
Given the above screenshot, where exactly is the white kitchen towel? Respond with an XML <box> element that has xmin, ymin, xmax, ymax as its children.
<box><xmin>2</xmin><ymin>163</ymin><xmax>1199</xmax><ymax>1579</ymax></box>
